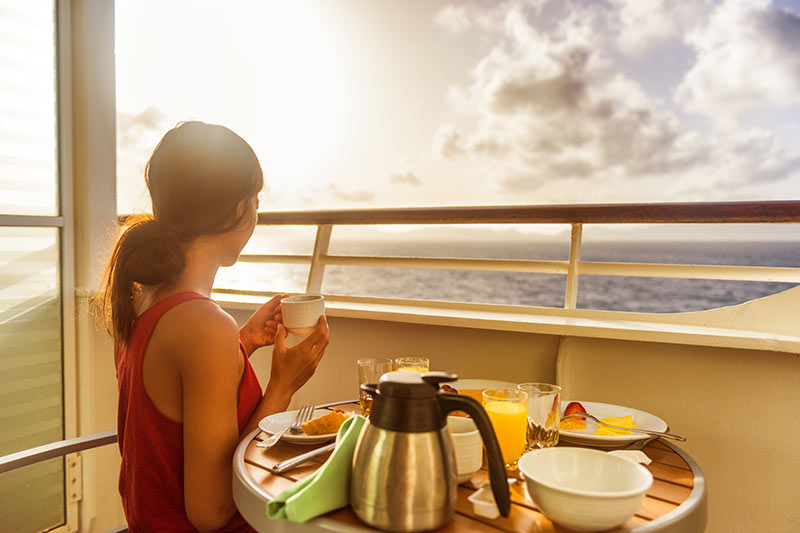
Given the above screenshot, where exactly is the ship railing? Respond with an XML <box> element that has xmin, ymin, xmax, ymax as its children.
<box><xmin>199</xmin><ymin>201</ymin><xmax>800</xmax><ymax>309</ymax></box>
<box><xmin>121</xmin><ymin>201</ymin><xmax>800</xmax><ymax>353</ymax></box>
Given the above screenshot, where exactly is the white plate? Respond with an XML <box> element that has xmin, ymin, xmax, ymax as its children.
<box><xmin>450</xmin><ymin>379</ymin><xmax>518</xmax><ymax>391</ymax></box>
<box><xmin>258</xmin><ymin>408</ymin><xmax>338</xmax><ymax>445</ymax></box>
<box><xmin>558</xmin><ymin>401</ymin><xmax>668</xmax><ymax>449</ymax></box>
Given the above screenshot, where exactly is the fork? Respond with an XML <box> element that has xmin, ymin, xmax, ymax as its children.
<box><xmin>562</xmin><ymin>412</ymin><xmax>686</xmax><ymax>441</ymax></box>
<box><xmin>256</xmin><ymin>405</ymin><xmax>315</xmax><ymax>449</ymax></box>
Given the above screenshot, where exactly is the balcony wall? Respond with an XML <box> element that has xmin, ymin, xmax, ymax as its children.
<box><xmin>76</xmin><ymin>288</ymin><xmax>800</xmax><ymax>533</ymax></box>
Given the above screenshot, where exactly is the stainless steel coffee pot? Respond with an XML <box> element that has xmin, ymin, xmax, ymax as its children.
<box><xmin>351</xmin><ymin>371</ymin><xmax>510</xmax><ymax>532</ymax></box>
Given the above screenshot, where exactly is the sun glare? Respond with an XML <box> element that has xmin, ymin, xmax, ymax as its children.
<box><xmin>230</xmin><ymin>1</ymin><xmax>356</xmax><ymax>197</ymax></box>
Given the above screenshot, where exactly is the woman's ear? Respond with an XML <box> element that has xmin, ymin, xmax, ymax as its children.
<box><xmin>232</xmin><ymin>195</ymin><xmax>258</xmax><ymax>230</ymax></box>
<box><xmin>235</xmin><ymin>198</ymin><xmax>248</xmax><ymax>219</ymax></box>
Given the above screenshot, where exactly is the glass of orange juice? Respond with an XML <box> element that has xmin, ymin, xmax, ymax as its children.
<box><xmin>393</xmin><ymin>357</ymin><xmax>430</xmax><ymax>373</ymax></box>
<box><xmin>482</xmin><ymin>388</ymin><xmax>528</xmax><ymax>470</ymax></box>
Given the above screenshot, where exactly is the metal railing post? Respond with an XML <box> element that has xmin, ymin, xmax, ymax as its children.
<box><xmin>564</xmin><ymin>223</ymin><xmax>583</xmax><ymax>309</ymax></box>
<box><xmin>306</xmin><ymin>224</ymin><xmax>332</xmax><ymax>293</ymax></box>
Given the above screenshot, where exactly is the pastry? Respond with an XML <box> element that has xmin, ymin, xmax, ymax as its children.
<box><xmin>301</xmin><ymin>409</ymin><xmax>349</xmax><ymax>435</ymax></box>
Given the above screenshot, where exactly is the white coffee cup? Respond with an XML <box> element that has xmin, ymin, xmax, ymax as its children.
<box><xmin>447</xmin><ymin>415</ymin><xmax>483</xmax><ymax>484</ymax></box>
<box><xmin>281</xmin><ymin>294</ymin><xmax>325</xmax><ymax>336</ymax></box>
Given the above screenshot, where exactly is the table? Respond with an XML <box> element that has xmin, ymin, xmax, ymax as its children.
<box><xmin>233</xmin><ymin>403</ymin><xmax>706</xmax><ymax>532</ymax></box>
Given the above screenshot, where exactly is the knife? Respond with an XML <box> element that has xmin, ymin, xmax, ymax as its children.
<box><xmin>269</xmin><ymin>442</ymin><xmax>336</xmax><ymax>474</ymax></box>
<box><xmin>314</xmin><ymin>398</ymin><xmax>358</xmax><ymax>409</ymax></box>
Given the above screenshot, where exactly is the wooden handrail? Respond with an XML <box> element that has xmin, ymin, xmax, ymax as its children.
<box><xmin>118</xmin><ymin>201</ymin><xmax>800</xmax><ymax>226</ymax></box>
<box><xmin>255</xmin><ymin>201</ymin><xmax>800</xmax><ymax>226</ymax></box>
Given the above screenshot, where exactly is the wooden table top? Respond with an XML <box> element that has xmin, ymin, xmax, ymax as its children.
<box><xmin>235</xmin><ymin>403</ymin><xmax>706</xmax><ymax>532</ymax></box>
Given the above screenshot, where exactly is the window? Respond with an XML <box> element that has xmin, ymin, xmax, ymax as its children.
<box><xmin>0</xmin><ymin>1</ymin><xmax>68</xmax><ymax>531</ymax></box>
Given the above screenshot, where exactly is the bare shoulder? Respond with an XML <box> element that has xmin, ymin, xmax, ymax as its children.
<box><xmin>156</xmin><ymin>298</ymin><xmax>240</xmax><ymax>369</ymax></box>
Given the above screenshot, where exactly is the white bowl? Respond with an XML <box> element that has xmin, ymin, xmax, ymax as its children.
<box><xmin>518</xmin><ymin>447</ymin><xmax>653</xmax><ymax>532</ymax></box>
<box><xmin>447</xmin><ymin>416</ymin><xmax>482</xmax><ymax>483</ymax></box>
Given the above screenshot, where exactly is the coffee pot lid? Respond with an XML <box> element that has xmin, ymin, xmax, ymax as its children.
<box><xmin>377</xmin><ymin>371</ymin><xmax>456</xmax><ymax>399</ymax></box>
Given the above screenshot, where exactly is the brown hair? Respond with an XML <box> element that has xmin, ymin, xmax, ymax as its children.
<box><xmin>95</xmin><ymin>121</ymin><xmax>263</xmax><ymax>344</ymax></box>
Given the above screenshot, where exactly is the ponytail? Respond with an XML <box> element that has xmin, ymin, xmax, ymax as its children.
<box><xmin>95</xmin><ymin>214</ymin><xmax>186</xmax><ymax>345</ymax></box>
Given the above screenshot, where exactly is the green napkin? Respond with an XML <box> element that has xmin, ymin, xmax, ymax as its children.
<box><xmin>266</xmin><ymin>414</ymin><xmax>366</xmax><ymax>522</ymax></box>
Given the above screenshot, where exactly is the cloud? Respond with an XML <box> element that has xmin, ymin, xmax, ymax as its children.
<box><xmin>612</xmin><ymin>0</ymin><xmax>712</xmax><ymax>55</ymax></box>
<box><xmin>389</xmin><ymin>171</ymin><xmax>422</xmax><ymax>186</ymax></box>
<box><xmin>434</xmin><ymin>124</ymin><xmax>467</xmax><ymax>159</ymax></box>
<box><xmin>116</xmin><ymin>107</ymin><xmax>170</xmax><ymax>213</ymax></box>
<box><xmin>117</xmin><ymin>107</ymin><xmax>167</xmax><ymax>148</ymax></box>
<box><xmin>328</xmin><ymin>183</ymin><xmax>375</xmax><ymax>202</ymax></box>
<box><xmin>435</xmin><ymin>5</ymin><xmax>472</xmax><ymax>34</ymax></box>
<box><xmin>676</xmin><ymin>0</ymin><xmax>800</xmax><ymax>118</ymax></box>
<box><xmin>710</xmin><ymin>128</ymin><xmax>800</xmax><ymax>185</ymax></box>
<box><xmin>435</xmin><ymin>4</ymin><xmax>707</xmax><ymax>191</ymax></box>
<box><xmin>431</xmin><ymin>0</ymin><xmax>800</xmax><ymax>199</ymax></box>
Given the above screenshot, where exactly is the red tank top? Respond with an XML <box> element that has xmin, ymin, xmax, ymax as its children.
<box><xmin>116</xmin><ymin>292</ymin><xmax>261</xmax><ymax>532</ymax></box>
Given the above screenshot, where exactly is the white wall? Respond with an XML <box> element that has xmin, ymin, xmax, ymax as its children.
<box><xmin>227</xmin><ymin>311</ymin><xmax>562</xmax><ymax>408</ymax></box>
<box><xmin>76</xmin><ymin>323</ymin><xmax>124</xmax><ymax>532</ymax></box>
<box><xmin>68</xmin><ymin>0</ymin><xmax>125</xmax><ymax>530</ymax></box>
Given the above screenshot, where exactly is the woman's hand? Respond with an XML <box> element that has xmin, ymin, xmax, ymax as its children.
<box><xmin>266</xmin><ymin>315</ymin><xmax>330</xmax><ymax>403</ymax></box>
<box><xmin>239</xmin><ymin>293</ymin><xmax>288</xmax><ymax>355</ymax></box>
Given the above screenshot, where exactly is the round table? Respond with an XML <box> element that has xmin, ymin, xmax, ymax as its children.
<box><xmin>233</xmin><ymin>410</ymin><xmax>706</xmax><ymax>532</ymax></box>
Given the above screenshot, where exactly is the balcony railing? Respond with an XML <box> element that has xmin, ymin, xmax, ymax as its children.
<box><xmin>203</xmin><ymin>201</ymin><xmax>800</xmax><ymax>310</ymax></box>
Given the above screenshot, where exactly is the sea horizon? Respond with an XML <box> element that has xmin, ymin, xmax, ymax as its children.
<box><xmin>217</xmin><ymin>239</ymin><xmax>800</xmax><ymax>313</ymax></box>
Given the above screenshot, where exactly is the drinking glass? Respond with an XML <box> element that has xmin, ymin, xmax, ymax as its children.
<box><xmin>517</xmin><ymin>383</ymin><xmax>561</xmax><ymax>450</ymax></box>
<box><xmin>482</xmin><ymin>388</ymin><xmax>528</xmax><ymax>470</ymax></box>
<box><xmin>393</xmin><ymin>357</ymin><xmax>430</xmax><ymax>373</ymax></box>
<box><xmin>357</xmin><ymin>358</ymin><xmax>392</xmax><ymax>416</ymax></box>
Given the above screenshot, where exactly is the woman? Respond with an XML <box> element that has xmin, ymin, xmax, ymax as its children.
<box><xmin>95</xmin><ymin>121</ymin><xmax>329</xmax><ymax>532</ymax></box>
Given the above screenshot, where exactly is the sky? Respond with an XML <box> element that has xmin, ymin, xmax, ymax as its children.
<box><xmin>115</xmin><ymin>0</ymin><xmax>800</xmax><ymax>239</ymax></box>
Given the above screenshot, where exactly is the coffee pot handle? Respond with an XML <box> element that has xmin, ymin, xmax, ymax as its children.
<box><xmin>438</xmin><ymin>394</ymin><xmax>511</xmax><ymax>517</ymax></box>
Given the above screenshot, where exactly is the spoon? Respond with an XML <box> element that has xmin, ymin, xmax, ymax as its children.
<box><xmin>561</xmin><ymin>412</ymin><xmax>686</xmax><ymax>441</ymax></box>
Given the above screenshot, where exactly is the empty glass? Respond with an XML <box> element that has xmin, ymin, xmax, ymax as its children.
<box><xmin>517</xmin><ymin>383</ymin><xmax>561</xmax><ymax>450</ymax></box>
<box><xmin>357</xmin><ymin>358</ymin><xmax>393</xmax><ymax>416</ymax></box>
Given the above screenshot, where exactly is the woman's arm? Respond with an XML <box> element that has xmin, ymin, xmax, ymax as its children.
<box><xmin>177</xmin><ymin>307</ymin><xmax>244</xmax><ymax>531</ymax></box>
<box><xmin>176</xmin><ymin>302</ymin><xmax>330</xmax><ymax>530</ymax></box>
<box><xmin>241</xmin><ymin>316</ymin><xmax>330</xmax><ymax>435</ymax></box>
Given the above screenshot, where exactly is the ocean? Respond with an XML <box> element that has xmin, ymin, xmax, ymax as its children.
<box><xmin>217</xmin><ymin>239</ymin><xmax>800</xmax><ymax>313</ymax></box>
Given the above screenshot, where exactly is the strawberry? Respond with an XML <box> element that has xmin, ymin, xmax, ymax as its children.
<box><xmin>564</xmin><ymin>401</ymin><xmax>587</xmax><ymax>421</ymax></box>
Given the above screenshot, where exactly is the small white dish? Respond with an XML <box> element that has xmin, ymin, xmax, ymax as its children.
<box><xmin>558</xmin><ymin>401</ymin><xmax>668</xmax><ymax>449</ymax></box>
<box><xmin>468</xmin><ymin>484</ymin><xmax>500</xmax><ymax>519</ymax></box>
<box><xmin>467</xmin><ymin>479</ymin><xmax>517</xmax><ymax>520</ymax></box>
<box><xmin>447</xmin><ymin>415</ymin><xmax>482</xmax><ymax>484</ymax></box>
<box><xmin>258</xmin><ymin>408</ymin><xmax>337</xmax><ymax>445</ymax></box>
<box><xmin>518</xmin><ymin>447</ymin><xmax>653</xmax><ymax>532</ymax></box>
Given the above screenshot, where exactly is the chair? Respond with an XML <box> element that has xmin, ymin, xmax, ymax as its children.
<box><xmin>0</xmin><ymin>430</ymin><xmax>127</xmax><ymax>533</ymax></box>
